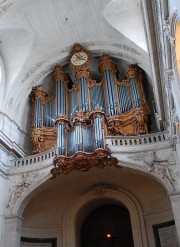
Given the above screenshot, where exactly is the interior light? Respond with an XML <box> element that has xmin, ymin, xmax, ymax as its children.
<box><xmin>106</xmin><ymin>233</ymin><xmax>111</xmax><ymax>238</ymax></box>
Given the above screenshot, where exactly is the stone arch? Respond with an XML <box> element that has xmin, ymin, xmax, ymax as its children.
<box><xmin>115</xmin><ymin>162</ymin><xmax>175</xmax><ymax>193</ymax></box>
<box><xmin>12</xmin><ymin>172</ymin><xmax>52</xmax><ymax>217</ymax></box>
<box><xmin>62</xmin><ymin>184</ymin><xmax>148</xmax><ymax>247</ymax></box>
<box><xmin>11</xmin><ymin>156</ymin><xmax>174</xmax><ymax>218</ymax></box>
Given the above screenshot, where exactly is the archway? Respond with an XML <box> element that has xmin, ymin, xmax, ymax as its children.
<box><xmin>81</xmin><ymin>204</ymin><xmax>134</xmax><ymax>247</ymax></box>
<box><xmin>7</xmin><ymin>165</ymin><xmax>173</xmax><ymax>247</ymax></box>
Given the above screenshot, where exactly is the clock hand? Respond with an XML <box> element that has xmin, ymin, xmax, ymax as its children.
<box><xmin>76</xmin><ymin>54</ymin><xmax>82</xmax><ymax>60</ymax></box>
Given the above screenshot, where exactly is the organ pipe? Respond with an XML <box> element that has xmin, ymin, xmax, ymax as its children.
<box><xmin>30</xmin><ymin>86</ymin><xmax>47</xmax><ymax>128</ymax></box>
<box><xmin>68</xmin><ymin>87</ymin><xmax>79</xmax><ymax>121</ymax></box>
<box><xmin>75</xmin><ymin>70</ymin><xmax>92</xmax><ymax>112</ymax></box>
<box><xmin>52</xmin><ymin>64</ymin><xmax>68</xmax><ymax>117</ymax></box>
<box><xmin>124</xmin><ymin>64</ymin><xmax>148</xmax><ymax>107</ymax></box>
<box><xmin>99</xmin><ymin>54</ymin><xmax>119</xmax><ymax>116</ymax></box>
<box><xmin>44</xmin><ymin>99</ymin><xmax>55</xmax><ymax>127</ymax></box>
<box><xmin>57</xmin><ymin>124</ymin><xmax>65</xmax><ymax>155</ymax></box>
<box><xmin>90</xmin><ymin>83</ymin><xmax>105</xmax><ymax>112</ymax></box>
<box><xmin>94</xmin><ymin>116</ymin><xmax>104</xmax><ymax>148</ymax></box>
<box><xmin>52</xmin><ymin>65</ymin><xmax>69</xmax><ymax>156</ymax></box>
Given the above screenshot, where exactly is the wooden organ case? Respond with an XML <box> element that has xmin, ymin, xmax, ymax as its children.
<box><xmin>30</xmin><ymin>44</ymin><xmax>150</xmax><ymax>178</ymax></box>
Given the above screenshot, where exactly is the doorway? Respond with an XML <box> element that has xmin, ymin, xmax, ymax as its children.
<box><xmin>81</xmin><ymin>204</ymin><xmax>134</xmax><ymax>247</ymax></box>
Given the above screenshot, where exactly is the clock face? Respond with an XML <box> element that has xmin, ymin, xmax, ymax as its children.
<box><xmin>71</xmin><ymin>52</ymin><xmax>88</xmax><ymax>66</ymax></box>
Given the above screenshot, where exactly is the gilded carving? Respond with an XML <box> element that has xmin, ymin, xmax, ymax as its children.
<box><xmin>69</xmin><ymin>43</ymin><xmax>91</xmax><ymax>71</ymax></box>
<box><xmin>52</xmin><ymin>64</ymin><xmax>69</xmax><ymax>83</ymax></box>
<box><xmin>31</xmin><ymin>127</ymin><xmax>57</xmax><ymax>154</ymax></box>
<box><xmin>51</xmin><ymin>147</ymin><xmax>119</xmax><ymax>178</ymax></box>
<box><xmin>99</xmin><ymin>53</ymin><xmax>117</xmax><ymax>74</ymax></box>
<box><xmin>107</xmin><ymin>107</ymin><xmax>149</xmax><ymax>136</ymax></box>
<box><xmin>75</xmin><ymin>70</ymin><xmax>92</xmax><ymax>80</ymax></box>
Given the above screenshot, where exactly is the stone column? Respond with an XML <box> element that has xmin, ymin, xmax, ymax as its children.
<box><xmin>3</xmin><ymin>216</ymin><xmax>22</xmax><ymax>247</ymax></box>
<box><xmin>169</xmin><ymin>192</ymin><xmax>180</xmax><ymax>242</ymax></box>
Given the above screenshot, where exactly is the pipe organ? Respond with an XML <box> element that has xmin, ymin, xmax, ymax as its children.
<box><xmin>30</xmin><ymin>44</ymin><xmax>150</xmax><ymax>177</ymax></box>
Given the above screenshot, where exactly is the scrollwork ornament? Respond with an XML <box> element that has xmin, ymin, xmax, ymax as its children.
<box><xmin>51</xmin><ymin>148</ymin><xmax>119</xmax><ymax>178</ymax></box>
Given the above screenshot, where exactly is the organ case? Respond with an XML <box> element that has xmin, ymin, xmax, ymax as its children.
<box><xmin>30</xmin><ymin>44</ymin><xmax>150</xmax><ymax>177</ymax></box>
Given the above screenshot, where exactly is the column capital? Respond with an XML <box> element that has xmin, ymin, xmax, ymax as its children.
<box><xmin>5</xmin><ymin>215</ymin><xmax>23</xmax><ymax>223</ymax></box>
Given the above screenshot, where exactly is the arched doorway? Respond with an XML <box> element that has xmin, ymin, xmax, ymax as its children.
<box><xmin>81</xmin><ymin>204</ymin><xmax>134</xmax><ymax>247</ymax></box>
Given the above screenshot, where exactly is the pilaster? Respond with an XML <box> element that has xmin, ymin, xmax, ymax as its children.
<box><xmin>169</xmin><ymin>191</ymin><xmax>180</xmax><ymax>242</ymax></box>
<box><xmin>3</xmin><ymin>216</ymin><xmax>23</xmax><ymax>247</ymax></box>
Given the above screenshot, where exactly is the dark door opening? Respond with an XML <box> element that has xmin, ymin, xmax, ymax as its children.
<box><xmin>81</xmin><ymin>204</ymin><xmax>134</xmax><ymax>247</ymax></box>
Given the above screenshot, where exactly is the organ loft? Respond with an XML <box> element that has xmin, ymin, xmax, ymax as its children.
<box><xmin>30</xmin><ymin>43</ymin><xmax>150</xmax><ymax>178</ymax></box>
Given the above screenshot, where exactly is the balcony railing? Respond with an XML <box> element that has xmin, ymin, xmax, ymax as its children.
<box><xmin>10</xmin><ymin>132</ymin><xmax>170</xmax><ymax>168</ymax></box>
<box><xmin>106</xmin><ymin>131</ymin><xmax>169</xmax><ymax>148</ymax></box>
<box><xmin>10</xmin><ymin>148</ymin><xmax>56</xmax><ymax>168</ymax></box>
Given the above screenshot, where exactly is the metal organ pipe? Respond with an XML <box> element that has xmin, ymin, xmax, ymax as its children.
<box><xmin>125</xmin><ymin>65</ymin><xmax>144</xmax><ymax>110</ymax></box>
<box><xmin>90</xmin><ymin>85</ymin><xmax>104</xmax><ymax>111</ymax></box>
<box><xmin>79</xmin><ymin>77</ymin><xmax>88</xmax><ymax>112</ymax></box>
<box><xmin>35</xmin><ymin>98</ymin><xmax>42</xmax><ymax>128</ymax></box>
<box><xmin>57</xmin><ymin>124</ymin><xmax>65</xmax><ymax>155</ymax></box>
<box><xmin>99</xmin><ymin>54</ymin><xmax>118</xmax><ymax>116</ymax></box>
<box><xmin>83</xmin><ymin>127</ymin><xmax>94</xmax><ymax>152</ymax></box>
<box><xmin>130</xmin><ymin>77</ymin><xmax>141</xmax><ymax>108</ymax></box>
<box><xmin>56</xmin><ymin>80</ymin><xmax>66</xmax><ymax>116</ymax></box>
<box><xmin>94</xmin><ymin>116</ymin><xmax>104</xmax><ymax>148</ymax></box>
<box><xmin>74</xmin><ymin>125</ymin><xmax>82</xmax><ymax>151</ymax></box>
<box><xmin>68</xmin><ymin>89</ymin><xmax>78</xmax><ymax>121</ymax></box>
<box><xmin>52</xmin><ymin>65</ymin><xmax>69</xmax><ymax>156</ymax></box>
<box><xmin>44</xmin><ymin>99</ymin><xmax>54</xmax><ymax>127</ymax></box>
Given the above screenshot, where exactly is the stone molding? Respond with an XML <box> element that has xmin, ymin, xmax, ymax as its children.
<box><xmin>168</xmin><ymin>191</ymin><xmax>180</xmax><ymax>200</ymax></box>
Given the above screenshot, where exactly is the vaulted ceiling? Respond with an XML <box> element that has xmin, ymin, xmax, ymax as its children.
<box><xmin>0</xmin><ymin>0</ymin><xmax>154</xmax><ymax>133</ymax></box>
